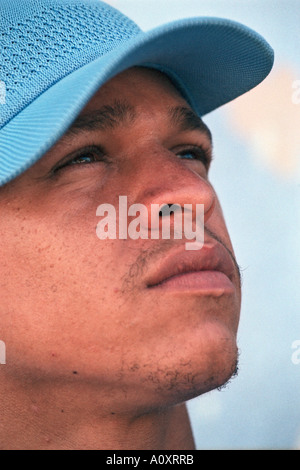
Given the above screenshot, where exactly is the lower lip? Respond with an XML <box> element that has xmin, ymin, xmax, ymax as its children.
<box><xmin>150</xmin><ymin>271</ymin><xmax>235</xmax><ymax>293</ymax></box>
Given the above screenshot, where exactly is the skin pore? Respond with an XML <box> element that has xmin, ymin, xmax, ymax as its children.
<box><xmin>0</xmin><ymin>67</ymin><xmax>241</xmax><ymax>450</ymax></box>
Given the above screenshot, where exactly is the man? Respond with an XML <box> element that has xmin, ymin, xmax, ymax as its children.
<box><xmin>0</xmin><ymin>0</ymin><xmax>273</xmax><ymax>450</ymax></box>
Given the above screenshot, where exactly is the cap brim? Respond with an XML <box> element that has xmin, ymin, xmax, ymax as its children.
<box><xmin>0</xmin><ymin>17</ymin><xmax>274</xmax><ymax>186</ymax></box>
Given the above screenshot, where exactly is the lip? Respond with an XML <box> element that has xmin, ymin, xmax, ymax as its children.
<box><xmin>146</xmin><ymin>243</ymin><xmax>237</xmax><ymax>293</ymax></box>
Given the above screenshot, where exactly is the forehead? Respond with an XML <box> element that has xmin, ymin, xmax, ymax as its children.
<box><xmin>62</xmin><ymin>66</ymin><xmax>212</xmax><ymax>143</ymax></box>
<box><xmin>85</xmin><ymin>67</ymin><xmax>186</xmax><ymax>107</ymax></box>
<box><xmin>69</xmin><ymin>67</ymin><xmax>188</xmax><ymax>136</ymax></box>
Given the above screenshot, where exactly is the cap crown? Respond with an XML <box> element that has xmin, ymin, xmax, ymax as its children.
<box><xmin>0</xmin><ymin>0</ymin><xmax>141</xmax><ymax>128</ymax></box>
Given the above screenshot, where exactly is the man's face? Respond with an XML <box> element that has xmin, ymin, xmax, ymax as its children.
<box><xmin>0</xmin><ymin>68</ymin><xmax>241</xmax><ymax>413</ymax></box>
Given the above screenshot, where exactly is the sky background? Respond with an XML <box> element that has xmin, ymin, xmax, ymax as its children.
<box><xmin>105</xmin><ymin>0</ymin><xmax>300</xmax><ymax>450</ymax></box>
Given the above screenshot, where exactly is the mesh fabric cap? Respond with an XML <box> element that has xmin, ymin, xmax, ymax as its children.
<box><xmin>1</xmin><ymin>0</ymin><xmax>140</xmax><ymax>129</ymax></box>
<box><xmin>0</xmin><ymin>0</ymin><xmax>274</xmax><ymax>186</ymax></box>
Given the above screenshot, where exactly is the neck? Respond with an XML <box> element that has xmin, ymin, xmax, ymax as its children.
<box><xmin>0</xmin><ymin>374</ymin><xmax>195</xmax><ymax>450</ymax></box>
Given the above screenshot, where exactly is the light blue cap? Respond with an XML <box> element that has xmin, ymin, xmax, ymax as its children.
<box><xmin>0</xmin><ymin>0</ymin><xmax>274</xmax><ymax>186</ymax></box>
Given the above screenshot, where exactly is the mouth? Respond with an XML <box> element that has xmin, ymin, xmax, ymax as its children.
<box><xmin>146</xmin><ymin>243</ymin><xmax>238</xmax><ymax>293</ymax></box>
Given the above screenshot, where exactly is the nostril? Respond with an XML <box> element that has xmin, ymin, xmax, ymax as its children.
<box><xmin>159</xmin><ymin>204</ymin><xmax>182</xmax><ymax>217</ymax></box>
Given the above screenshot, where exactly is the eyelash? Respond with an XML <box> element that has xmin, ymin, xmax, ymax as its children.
<box><xmin>52</xmin><ymin>144</ymin><xmax>211</xmax><ymax>175</ymax></box>
<box><xmin>52</xmin><ymin>145</ymin><xmax>107</xmax><ymax>174</ymax></box>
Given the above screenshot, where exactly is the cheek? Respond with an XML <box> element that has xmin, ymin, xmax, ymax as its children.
<box><xmin>207</xmin><ymin>194</ymin><xmax>235</xmax><ymax>248</ymax></box>
<box><xmin>0</xmin><ymin>215</ymin><xmax>129</xmax><ymax>377</ymax></box>
<box><xmin>0</xmin><ymin>204</ymin><xmax>118</xmax><ymax>336</ymax></box>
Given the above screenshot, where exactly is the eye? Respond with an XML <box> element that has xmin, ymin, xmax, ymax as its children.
<box><xmin>71</xmin><ymin>153</ymin><xmax>98</xmax><ymax>165</ymax></box>
<box><xmin>176</xmin><ymin>146</ymin><xmax>211</xmax><ymax>168</ymax></box>
<box><xmin>52</xmin><ymin>146</ymin><xmax>107</xmax><ymax>173</ymax></box>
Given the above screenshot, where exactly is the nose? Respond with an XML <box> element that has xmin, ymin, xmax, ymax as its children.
<box><xmin>128</xmin><ymin>145</ymin><xmax>216</xmax><ymax>243</ymax></box>
<box><xmin>135</xmin><ymin>147</ymin><xmax>215</xmax><ymax>218</ymax></box>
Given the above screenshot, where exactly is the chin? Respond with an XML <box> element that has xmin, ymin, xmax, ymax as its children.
<box><xmin>173</xmin><ymin>347</ymin><xmax>238</xmax><ymax>405</ymax></box>
<box><xmin>131</xmin><ymin>326</ymin><xmax>239</xmax><ymax>411</ymax></box>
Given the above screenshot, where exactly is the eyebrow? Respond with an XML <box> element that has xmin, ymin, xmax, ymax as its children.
<box><xmin>169</xmin><ymin>106</ymin><xmax>212</xmax><ymax>143</ymax></box>
<box><xmin>62</xmin><ymin>100</ymin><xmax>212</xmax><ymax>144</ymax></box>
<box><xmin>63</xmin><ymin>100</ymin><xmax>136</xmax><ymax>137</ymax></box>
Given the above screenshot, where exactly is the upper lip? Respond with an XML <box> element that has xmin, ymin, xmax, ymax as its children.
<box><xmin>146</xmin><ymin>242</ymin><xmax>237</xmax><ymax>288</ymax></box>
